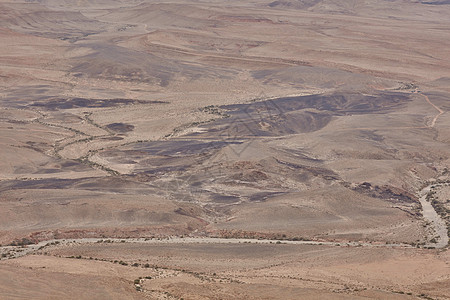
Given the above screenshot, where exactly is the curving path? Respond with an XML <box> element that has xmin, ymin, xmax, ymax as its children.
<box><xmin>421</xmin><ymin>94</ymin><xmax>444</xmax><ymax>128</ymax></box>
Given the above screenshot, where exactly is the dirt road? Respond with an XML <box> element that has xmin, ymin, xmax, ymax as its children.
<box><xmin>422</xmin><ymin>94</ymin><xmax>444</xmax><ymax>128</ymax></box>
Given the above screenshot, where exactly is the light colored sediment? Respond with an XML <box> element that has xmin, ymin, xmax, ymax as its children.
<box><xmin>419</xmin><ymin>184</ymin><xmax>449</xmax><ymax>248</ymax></box>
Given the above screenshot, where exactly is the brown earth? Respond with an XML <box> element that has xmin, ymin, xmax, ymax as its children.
<box><xmin>0</xmin><ymin>0</ymin><xmax>449</xmax><ymax>299</ymax></box>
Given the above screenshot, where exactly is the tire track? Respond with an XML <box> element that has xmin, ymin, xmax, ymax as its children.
<box><xmin>421</xmin><ymin>93</ymin><xmax>444</xmax><ymax>128</ymax></box>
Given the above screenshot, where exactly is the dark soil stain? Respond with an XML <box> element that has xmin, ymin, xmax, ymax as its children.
<box><xmin>189</xmin><ymin>92</ymin><xmax>411</xmax><ymax>139</ymax></box>
<box><xmin>29</xmin><ymin>98</ymin><xmax>166</xmax><ymax>110</ymax></box>
<box><xmin>248</xmin><ymin>192</ymin><xmax>284</xmax><ymax>202</ymax></box>
<box><xmin>210</xmin><ymin>193</ymin><xmax>241</xmax><ymax>204</ymax></box>
<box><xmin>352</xmin><ymin>182</ymin><xmax>418</xmax><ymax>204</ymax></box>
<box><xmin>100</xmin><ymin>136</ymin><xmax>124</xmax><ymax>141</ymax></box>
<box><xmin>106</xmin><ymin>123</ymin><xmax>135</xmax><ymax>133</ymax></box>
<box><xmin>132</xmin><ymin>140</ymin><xmax>230</xmax><ymax>156</ymax></box>
<box><xmin>421</xmin><ymin>0</ymin><xmax>450</xmax><ymax>5</ymax></box>
<box><xmin>0</xmin><ymin>176</ymin><xmax>153</xmax><ymax>194</ymax></box>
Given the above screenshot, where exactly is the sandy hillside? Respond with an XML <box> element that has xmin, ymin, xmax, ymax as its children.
<box><xmin>0</xmin><ymin>0</ymin><xmax>449</xmax><ymax>299</ymax></box>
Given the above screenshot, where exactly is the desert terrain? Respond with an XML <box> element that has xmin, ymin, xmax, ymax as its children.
<box><xmin>0</xmin><ymin>0</ymin><xmax>449</xmax><ymax>299</ymax></box>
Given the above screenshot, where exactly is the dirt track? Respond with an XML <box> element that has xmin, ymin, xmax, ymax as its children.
<box><xmin>422</xmin><ymin>94</ymin><xmax>444</xmax><ymax>128</ymax></box>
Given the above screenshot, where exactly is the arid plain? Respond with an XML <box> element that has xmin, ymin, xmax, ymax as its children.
<box><xmin>0</xmin><ymin>0</ymin><xmax>449</xmax><ymax>299</ymax></box>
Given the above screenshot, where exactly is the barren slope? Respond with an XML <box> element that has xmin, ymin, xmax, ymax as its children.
<box><xmin>0</xmin><ymin>0</ymin><xmax>449</xmax><ymax>299</ymax></box>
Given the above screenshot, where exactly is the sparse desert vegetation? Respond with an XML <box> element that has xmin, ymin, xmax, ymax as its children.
<box><xmin>0</xmin><ymin>0</ymin><xmax>450</xmax><ymax>299</ymax></box>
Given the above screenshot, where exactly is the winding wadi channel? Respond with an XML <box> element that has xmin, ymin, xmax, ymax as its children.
<box><xmin>419</xmin><ymin>183</ymin><xmax>449</xmax><ymax>248</ymax></box>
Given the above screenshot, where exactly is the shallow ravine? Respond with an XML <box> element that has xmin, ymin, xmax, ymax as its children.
<box><xmin>418</xmin><ymin>184</ymin><xmax>449</xmax><ymax>248</ymax></box>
